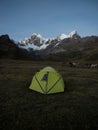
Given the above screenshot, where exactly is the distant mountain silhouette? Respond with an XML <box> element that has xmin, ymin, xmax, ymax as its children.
<box><xmin>0</xmin><ymin>34</ymin><xmax>32</xmax><ymax>59</ymax></box>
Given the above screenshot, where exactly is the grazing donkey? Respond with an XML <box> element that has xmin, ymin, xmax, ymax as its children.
<box><xmin>69</xmin><ymin>62</ymin><xmax>79</xmax><ymax>67</ymax></box>
<box><xmin>91</xmin><ymin>64</ymin><xmax>98</xmax><ymax>68</ymax></box>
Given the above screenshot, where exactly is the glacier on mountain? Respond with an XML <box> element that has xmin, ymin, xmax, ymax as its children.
<box><xmin>18</xmin><ymin>31</ymin><xmax>79</xmax><ymax>51</ymax></box>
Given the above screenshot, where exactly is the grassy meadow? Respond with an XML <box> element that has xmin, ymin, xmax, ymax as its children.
<box><xmin>0</xmin><ymin>59</ymin><xmax>98</xmax><ymax>130</ymax></box>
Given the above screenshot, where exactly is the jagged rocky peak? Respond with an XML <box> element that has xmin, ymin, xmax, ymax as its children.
<box><xmin>31</xmin><ymin>33</ymin><xmax>42</xmax><ymax>39</ymax></box>
<box><xmin>69</xmin><ymin>30</ymin><xmax>80</xmax><ymax>39</ymax></box>
<box><xmin>30</xmin><ymin>33</ymin><xmax>41</xmax><ymax>46</ymax></box>
<box><xmin>69</xmin><ymin>30</ymin><xmax>77</xmax><ymax>37</ymax></box>
<box><xmin>57</xmin><ymin>30</ymin><xmax>80</xmax><ymax>41</ymax></box>
<box><xmin>20</xmin><ymin>33</ymin><xmax>48</xmax><ymax>46</ymax></box>
<box><xmin>57</xmin><ymin>34</ymin><xmax>68</xmax><ymax>40</ymax></box>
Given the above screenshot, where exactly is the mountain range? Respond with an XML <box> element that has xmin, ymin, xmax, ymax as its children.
<box><xmin>19</xmin><ymin>31</ymin><xmax>80</xmax><ymax>52</ymax></box>
<box><xmin>0</xmin><ymin>31</ymin><xmax>98</xmax><ymax>61</ymax></box>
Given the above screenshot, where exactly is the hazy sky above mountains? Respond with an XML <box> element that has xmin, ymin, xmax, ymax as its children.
<box><xmin>0</xmin><ymin>0</ymin><xmax>98</xmax><ymax>41</ymax></box>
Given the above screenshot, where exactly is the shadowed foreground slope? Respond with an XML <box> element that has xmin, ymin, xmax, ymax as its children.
<box><xmin>0</xmin><ymin>60</ymin><xmax>98</xmax><ymax>130</ymax></box>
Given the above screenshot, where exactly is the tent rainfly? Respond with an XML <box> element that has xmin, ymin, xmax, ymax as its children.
<box><xmin>29</xmin><ymin>66</ymin><xmax>64</xmax><ymax>94</ymax></box>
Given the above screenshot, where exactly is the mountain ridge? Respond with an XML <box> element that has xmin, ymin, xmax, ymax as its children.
<box><xmin>19</xmin><ymin>31</ymin><xmax>80</xmax><ymax>51</ymax></box>
<box><xmin>0</xmin><ymin>33</ymin><xmax>98</xmax><ymax>61</ymax></box>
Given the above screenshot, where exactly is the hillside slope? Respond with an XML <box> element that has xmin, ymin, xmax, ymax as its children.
<box><xmin>0</xmin><ymin>35</ymin><xmax>32</xmax><ymax>59</ymax></box>
<box><xmin>41</xmin><ymin>36</ymin><xmax>98</xmax><ymax>62</ymax></box>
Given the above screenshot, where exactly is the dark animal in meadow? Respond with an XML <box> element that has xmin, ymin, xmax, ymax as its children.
<box><xmin>69</xmin><ymin>62</ymin><xmax>79</xmax><ymax>67</ymax></box>
<box><xmin>83</xmin><ymin>63</ymin><xmax>91</xmax><ymax>68</ymax></box>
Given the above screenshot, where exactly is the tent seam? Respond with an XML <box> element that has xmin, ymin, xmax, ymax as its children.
<box><xmin>35</xmin><ymin>75</ymin><xmax>45</xmax><ymax>94</ymax></box>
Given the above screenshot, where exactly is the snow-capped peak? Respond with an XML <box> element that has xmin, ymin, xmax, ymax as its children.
<box><xmin>57</xmin><ymin>31</ymin><xmax>78</xmax><ymax>40</ymax></box>
<box><xmin>57</xmin><ymin>33</ymin><xmax>69</xmax><ymax>40</ymax></box>
<box><xmin>69</xmin><ymin>30</ymin><xmax>77</xmax><ymax>37</ymax></box>
<box><xmin>31</xmin><ymin>33</ymin><xmax>42</xmax><ymax>38</ymax></box>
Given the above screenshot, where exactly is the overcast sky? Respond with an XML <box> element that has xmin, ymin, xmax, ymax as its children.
<box><xmin>0</xmin><ymin>0</ymin><xmax>98</xmax><ymax>41</ymax></box>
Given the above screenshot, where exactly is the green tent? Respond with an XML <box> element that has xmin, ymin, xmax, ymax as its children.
<box><xmin>29</xmin><ymin>66</ymin><xmax>64</xmax><ymax>94</ymax></box>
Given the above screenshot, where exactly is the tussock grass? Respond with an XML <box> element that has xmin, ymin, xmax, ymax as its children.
<box><xmin>0</xmin><ymin>59</ymin><xmax>98</xmax><ymax>130</ymax></box>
